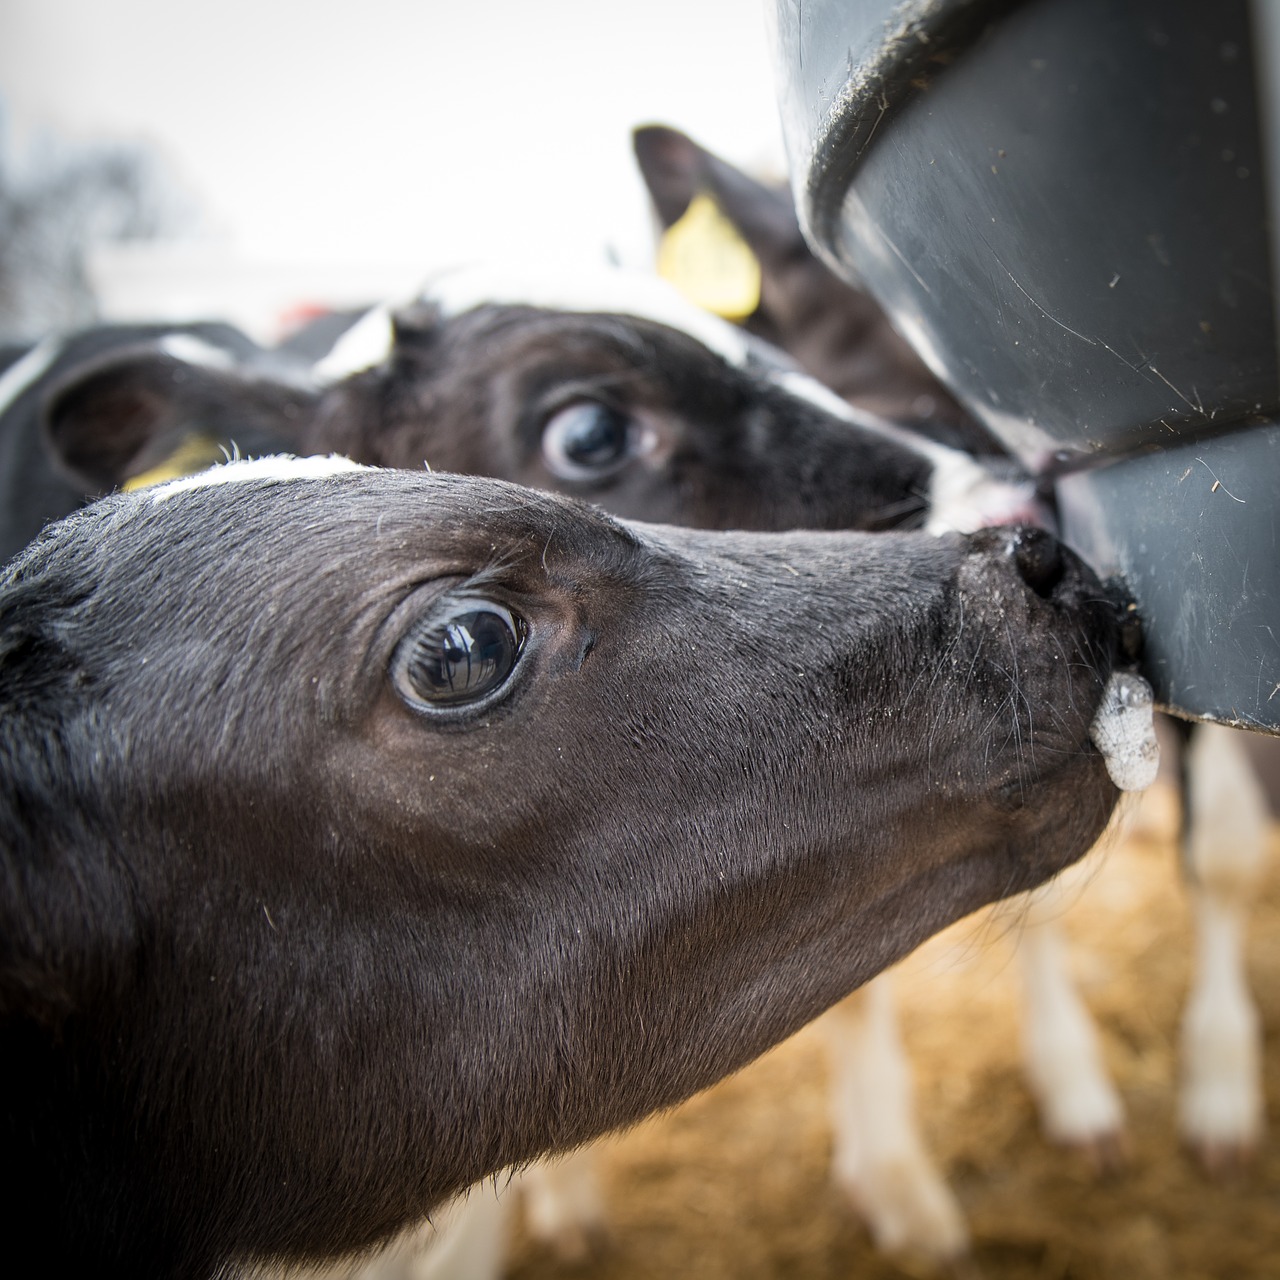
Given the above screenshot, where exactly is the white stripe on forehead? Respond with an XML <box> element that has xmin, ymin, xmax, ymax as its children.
<box><xmin>424</xmin><ymin>263</ymin><xmax>753</xmax><ymax>368</ymax></box>
<box><xmin>149</xmin><ymin>454</ymin><xmax>372</xmax><ymax>501</ymax></box>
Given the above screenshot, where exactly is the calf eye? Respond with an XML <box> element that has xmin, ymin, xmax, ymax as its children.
<box><xmin>393</xmin><ymin>603</ymin><xmax>524</xmax><ymax>709</ymax></box>
<box><xmin>541</xmin><ymin>401</ymin><xmax>635</xmax><ymax>480</ymax></box>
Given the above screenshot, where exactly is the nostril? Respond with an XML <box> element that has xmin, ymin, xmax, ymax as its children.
<box><xmin>1011</xmin><ymin>526</ymin><xmax>1065</xmax><ymax>597</ymax></box>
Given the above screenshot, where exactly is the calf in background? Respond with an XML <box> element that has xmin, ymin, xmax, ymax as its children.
<box><xmin>14</xmin><ymin>270</ymin><xmax>1041</xmax><ymax>555</ymax></box>
<box><xmin>633</xmin><ymin>120</ymin><xmax>1277</xmax><ymax>1254</ymax></box>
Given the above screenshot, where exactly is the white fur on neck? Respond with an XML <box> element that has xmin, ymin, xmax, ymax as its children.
<box><xmin>149</xmin><ymin>454</ymin><xmax>371</xmax><ymax>501</ymax></box>
<box><xmin>423</xmin><ymin>261</ymin><xmax>752</xmax><ymax>369</ymax></box>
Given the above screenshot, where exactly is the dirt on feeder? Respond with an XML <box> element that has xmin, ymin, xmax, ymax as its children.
<box><xmin>507</xmin><ymin>782</ymin><xmax>1280</xmax><ymax>1280</ymax></box>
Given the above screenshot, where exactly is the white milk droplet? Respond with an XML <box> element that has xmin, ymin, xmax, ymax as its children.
<box><xmin>1089</xmin><ymin>672</ymin><xmax>1160</xmax><ymax>791</ymax></box>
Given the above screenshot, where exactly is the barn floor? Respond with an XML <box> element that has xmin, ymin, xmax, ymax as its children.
<box><xmin>505</xmin><ymin>785</ymin><xmax>1280</xmax><ymax>1280</ymax></box>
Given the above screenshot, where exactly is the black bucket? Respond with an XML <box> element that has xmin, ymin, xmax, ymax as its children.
<box><xmin>772</xmin><ymin>0</ymin><xmax>1280</xmax><ymax>732</ymax></box>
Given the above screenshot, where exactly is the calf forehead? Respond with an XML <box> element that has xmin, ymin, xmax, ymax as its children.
<box><xmin>315</xmin><ymin>267</ymin><xmax>757</xmax><ymax>383</ymax></box>
<box><xmin>3</xmin><ymin>468</ymin><xmax>646</xmax><ymax>756</ymax></box>
<box><xmin>148</xmin><ymin>452</ymin><xmax>370</xmax><ymax>499</ymax></box>
<box><xmin>416</xmin><ymin>306</ymin><xmax>750</xmax><ymax>418</ymax></box>
<box><xmin>424</xmin><ymin>264</ymin><xmax>753</xmax><ymax>368</ymax></box>
<box><xmin>28</xmin><ymin>466</ymin><xmax>637</xmax><ymax>604</ymax></box>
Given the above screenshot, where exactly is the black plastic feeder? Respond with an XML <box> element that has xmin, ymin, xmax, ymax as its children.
<box><xmin>772</xmin><ymin>0</ymin><xmax>1280</xmax><ymax>732</ymax></box>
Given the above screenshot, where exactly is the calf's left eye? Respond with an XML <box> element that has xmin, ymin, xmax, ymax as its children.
<box><xmin>393</xmin><ymin>603</ymin><xmax>524</xmax><ymax>709</ymax></box>
<box><xmin>541</xmin><ymin>401</ymin><xmax>636</xmax><ymax>480</ymax></box>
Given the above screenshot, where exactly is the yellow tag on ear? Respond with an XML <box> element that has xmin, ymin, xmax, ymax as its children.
<box><xmin>657</xmin><ymin>191</ymin><xmax>762</xmax><ymax>321</ymax></box>
<box><xmin>122</xmin><ymin>434</ymin><xmax>229</xmax><ymax>492</ymax></box>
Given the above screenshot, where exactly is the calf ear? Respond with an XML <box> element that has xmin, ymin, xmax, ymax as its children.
<box><xmin>632</xmin><ymin>124</ymin><xmax>805</xmax><ymax>267</ymax></box>
<box><xmin>633</xmin><ymin>125</ymin><xmax>987</xmax><ymax>445</ymax></box>
<box><xmin>390</xmin><ymin>300</ymin><xmax>444</xmax><ymax>352</ymax></box>
<box><xmin>304</xmin><ymin>303</ymin><xmax>438</xmax><ymax>377</ymax></box>
<box><xmin>43</xmin><ymin>348</ymin><xmax>320</xmax><ymax>493</ymax></box>
<box><xmin>635</xmin><ymin>124</ymin><xmax>841</xmax><ymax>326</ymax></box>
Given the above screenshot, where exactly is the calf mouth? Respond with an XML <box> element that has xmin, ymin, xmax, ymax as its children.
<box><xmin>781</xmin><ymin>527</ymin><xmax>1130</xmax><ymax>1000</ymax></box>
<box><xmin>954</xmin><ymin>525</ymin><xmax>1123</xmax><ymax>789</ymax></box>
<box><xmin>819</xmin><ymin>524</ymin><xmax>1126</xmax><ymax>905</ymax></box>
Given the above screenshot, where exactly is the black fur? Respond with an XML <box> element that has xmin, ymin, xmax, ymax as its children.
<box><xmin>310</xmin><ymin>304</ymin><xmax>937</xmax><ymax>530</ymax></box>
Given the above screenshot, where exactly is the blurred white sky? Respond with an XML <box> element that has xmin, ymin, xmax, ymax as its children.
<box><xmin>0</xmin><ymin>0</ymin><xmax>786</xmax><ymax>334</ymax></box>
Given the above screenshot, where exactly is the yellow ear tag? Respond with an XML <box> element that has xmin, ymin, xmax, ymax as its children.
<box><xmin>121</xmin><ymin>434</ymin><xmax>229</xmax><ymax>492</ymax></box>
<box><xmin>657</xmin><ymin>191</ymin><xmax>763</xmax><ymax>321</ymax></box>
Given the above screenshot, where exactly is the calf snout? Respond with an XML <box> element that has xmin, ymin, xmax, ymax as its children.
<box><xmin>964</xmin><ymin>523</ymin><xmax>1091</xmax><ymax>613</ymax></box>
<box><xmin>1010</xmin><ymin>525</ymin><xmax>1065</xmax><ymax>597</ymax></box>
<box><xmin>945</xmin><ymin>523</ymin><xmax>1120</xmax><ymax>811</ymax></box>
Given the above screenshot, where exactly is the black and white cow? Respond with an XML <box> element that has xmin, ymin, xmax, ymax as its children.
<box><xmin>0</xmin><ymin>262</ymin><xmax>1100</xmax><ymax>1268</ymax></box>
<box><xmin>3</xmin><ymin>265</ymin><xmax>1046</xmax><ymax>567</ymax></box>
<box><xmin>1</xmin><ymin>455</ymin><xmax>1130</xmax><ymax>1277</ymax></box>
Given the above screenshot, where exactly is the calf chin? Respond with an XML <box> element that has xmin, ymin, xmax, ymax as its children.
<box><xmin>0</xmin><ymin>468</ymin><xmax>1118</xmax><ymax>1274</ymax></box>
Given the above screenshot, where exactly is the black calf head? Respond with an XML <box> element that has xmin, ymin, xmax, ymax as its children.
<box><xmin>40</xmin><ymin>268</ymin><xmax>1037</xmax><ymax>544</ymax></box>
<box><xmin>1</xmin><ymin>462</ymin><xmax>1118</xmax><ymax>1274</ymax></box>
